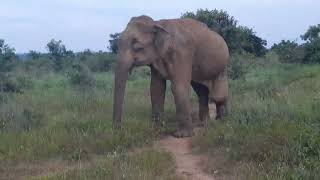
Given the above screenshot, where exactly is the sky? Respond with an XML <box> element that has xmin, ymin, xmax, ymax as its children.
<box><xmin>0</xmin><ymin>0</ymin><xmax>319</xmax><ymax>53</ymax></box>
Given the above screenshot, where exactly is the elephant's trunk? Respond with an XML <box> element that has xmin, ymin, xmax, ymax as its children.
<box><xmin>112</xmin><ymin>59</ymin><xmax>131</xmax><ymax>129</ymax></box>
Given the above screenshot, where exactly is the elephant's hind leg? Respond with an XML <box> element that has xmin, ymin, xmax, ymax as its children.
<box><xmin>209</xmin><ymin>69</ymin><xmax>229</xmax><ymax>119</ymax></box>
<box><xmin>191</xmin><ymin>81</ymin><xmax>209</xmax><ymax>126</ymax></box>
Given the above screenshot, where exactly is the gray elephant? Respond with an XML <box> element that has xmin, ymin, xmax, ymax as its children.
<box><xmin>113</xmin><ymin>15</ymin><xmax>229</xmax><ymax>137</ymax></box>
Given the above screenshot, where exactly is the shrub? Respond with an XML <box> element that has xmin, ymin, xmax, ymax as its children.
<box><xmin>67</xmin><ymin>63</ymin><xmax>96</xmax><ymax>87</ymax></box>
<box><xmin>128</xmin><ymin>67</ymin><xmax>151</xmax><ymax>81</ymax></box>
<box><xmin>228</xmin><ymin>53</ymin><xmax>255</xmax><ymax>80</ymax></box>
<box><xmin>0</xmin><ymin>105</ymin><xmax>42</xmax><ymax>132</ymax></box>
<box><xmin>80</xmin><ymin>52</ymin><xmax>116</xmax><ymax>72</ymax></box>
<box><xmin>303</xmin><ymin>38</ymin><xmax>320</xmax><ymax>63</ymax></box>
<box><xmin>271</xmin><ymin>40</ymin><xmax>305</xmax><ymax>63</ymax></box>
<box><xmin>0</xmin><ymin>73</ymin><xmax>32</xmax><ymax>93</ymax></box>
<box><xmin>21</xmin><ymin>56</ymin><xmax>54</xmax><ymax>75</ymax></box>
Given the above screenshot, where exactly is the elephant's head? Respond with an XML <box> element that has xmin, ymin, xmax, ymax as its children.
<box><xmin>112</xmin><ymin>15</ymin><xmax>172</xmax><ymax>129</ymax></box>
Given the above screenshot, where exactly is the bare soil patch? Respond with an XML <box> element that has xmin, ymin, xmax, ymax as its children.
<box><xmin>155</xmin><ymin>135</ymin><xmax>214</xmax><ymax>180</ymax></box>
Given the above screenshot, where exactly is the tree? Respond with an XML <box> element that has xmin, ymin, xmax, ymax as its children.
<box><xmin>46</xmin><ymin>39</ymin><xmax>68</xmax><ymax>70</ymax></box>
<box><xmin>182</xmin><ymin>9</ymin><xmax>237</xmax><ymax>38</ymax></box>
<box><xmin>181</xmin><ymin>9</ymin><xmax>267</xmax><ymax>56</ymax></box>
<box><xmin>0</xmin><ymin>39</ymin><xmax>16</xmax><ymax>61</ymax></box>
<box><xmin>271</xmin><ymin>40</ymin><xmax>305</xmax><ymax>63</ymax></box>
<box><xmin>301</xmin><ymin>24</ymin><xmax>320</xmax><ymax>63</ymax></box>
<box><xmin>0</xmin><ymin>39</ymin><xmax>21</xmax><ymax>93</ymax></box>
<box><xmin>28</xmin><ymin>50</ymin><xmax>41</xmax><ymax>59</ymax></box>
<box><xmin>78</xmin><ymin>50</ymin><xmax>116</xmax><ymax>72</ymax></box>
<box><xmin>108</xmin><ymin>33</ymin><xmax>121</xmax><ymax>54</ymax></box>
<box><xmin>301</xmin><ymin>24</ymin><xmax>320</xmax><ymax>42</ymax></box>
<box><xmin>0</xmin><ymin>39</ymin><xmax>16</xmax><ymax>72</ymax></box>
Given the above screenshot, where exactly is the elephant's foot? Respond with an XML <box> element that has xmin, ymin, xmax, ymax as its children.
<box><xmin>216</xmin><ymin>102</ymin><xmax>228</xmax><ymax>119</ymax></box>
<box><xmin>112</xmin><ymin>122</ymin><xmax>122</xmax><ymax>130</ymax></box>
<box><xmin>173</xmin><ymin>127</ymin><xmax>194</xmax><ymax>138</ymax></box>
<box><xmin>152</xmin><ymin>114</ymin><xmax>164</xmax><ymax>130</ymax></box>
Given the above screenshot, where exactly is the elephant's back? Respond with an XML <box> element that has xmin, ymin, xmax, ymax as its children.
<box><xmin>158</xmin><ymin>18</ymin><xmax>229</xmax><ymax>59</ymax></box>
<box><xmin>157</xmin><ymin>18</ymin><xmax>230</xmax><ymax>79</ymax></box>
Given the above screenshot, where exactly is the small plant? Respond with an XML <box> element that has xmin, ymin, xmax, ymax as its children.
<box><xmin>228</xmin><ymin>53</ymin><xmax>255</xmax><ymax>80</ymax></box>
<box><xmin>0</xmin><ymin>107</ymin><xmax>42</xmax><ymax>132</ymax></box>
<box><xmin>67</xmin><ymin>63</ymin><xmax>96</xmax><ymax>87</ymax></box>
<box><xmin>0</xmin><ymin>73</ymin><xmax>32</xmax><ymax>93</ymax></box>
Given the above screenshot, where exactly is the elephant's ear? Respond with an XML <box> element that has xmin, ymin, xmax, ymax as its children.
<box><xmin>153</xmin><ymin>24</ymin><xmax>174</xmax><ymax>58</ymax></box>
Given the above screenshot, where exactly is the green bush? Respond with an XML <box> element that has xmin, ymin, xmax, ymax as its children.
<box><xmin>21</xmin><ymin>56</ymin><xmax>54</xmax><ymax>76</ymax></box>
<box><xmin>271</xmin><ymin>40</ymin><xmax>305</xmax><ymax>63</ymax></box>
<box><xmin>128</xmin><ymin>66</ymin><xmax>151</xmax><ymax>81</ymax></box>
<box><xmin>272</xmin><ymin>24</ymin><xmax>320</xmax><ymax>64</ymax></box>
<box><xmin>67</xmin><ymin>63</ymin><xmax>96</xmax><ymax>87</ymax></box>
<box><xmin>0</xmin><ymin>73</ymin><xmax>32</xmax><ymax>93</ymax></box>
<box><xmin>228</xmin><ymin>53</ymin><xmax>255</xmax><ymax>80</ymax></box>
<box><xmin>80</xmin><ymin>52</ymin><xmax>116</xmax><ymax>72</ymax></box>
<box><xmin>0</xmin><ymin>105</ymin><xmax>42</xmax><ymax>132</ymax></box>
<box><xmin>304</xmin><ymin>38</ymin><xmax>320</xmax><ymax>63</ymax></box>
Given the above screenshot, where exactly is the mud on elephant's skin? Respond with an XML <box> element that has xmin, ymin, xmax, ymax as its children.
<box><xmin>112</xmin><ymin>15</ymin><xmax>230</xmax><ymax>137</ymax></box>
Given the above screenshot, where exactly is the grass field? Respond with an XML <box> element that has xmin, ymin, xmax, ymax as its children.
<box><xmin>194</xmin><ymin>62</ymin><xmax>320</xmax><ymax>179</ymax></box>
<box><xmin>1</xmin><ymin>56</ymin><xmax>320</xmax><ymax>179</ymax></box>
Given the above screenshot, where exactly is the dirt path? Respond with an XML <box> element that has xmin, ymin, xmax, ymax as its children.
<box><xmin>155</xmin><ymin>135</ymin><xmax>214</xmax><ymax>180</ymax></box>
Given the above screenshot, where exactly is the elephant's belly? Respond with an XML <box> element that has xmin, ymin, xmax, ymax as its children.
<box><xmin>191</xmin><ymin>79</ymin><xmax>212</xmax><ymax>89</ymax></box>
<box><xmin>191</xmin><ymin>65</ymin><xmax>221</xmax><ymax>81</ymax></box>
<box><xmin>191</xmin><ymin>68</ymin><xmax>228</xmax><ymax>100</ymax></box>
<box><xmin>191</xmin><ymin>58</ymin><xmax>226</xmax><ymax>80</ymax></box>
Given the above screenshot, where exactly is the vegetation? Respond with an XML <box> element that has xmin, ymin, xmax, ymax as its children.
<box><xmin>193</xmin><ymin>59</ymin><xmax>320</xmax><ymax>179</ymax></box>
<box><xmin>271</xmin><ymin>24</ymin><xmax>320</xmax><ymax>63</ymax></box>
<box><xmin>108</xmin><ymin>33</ymin><xmax>121</xmax><ymax>54</ymax></box>
<box><xmin>0</xmin><ymin>8</ymin><xmax>319</xmax><ymax>179</ymax></box>
<box><xmin>34</xmin><ymin>150</ymin><xmax>177</xmax><ymax>180</ymax></box>
<box><xmin>271</xmin><ymin>40</ymin><xmax>305</xmax><ymax>63</ymax></box>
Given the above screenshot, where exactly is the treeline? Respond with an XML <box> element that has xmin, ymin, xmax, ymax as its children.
<box><xmin>1</xmin><ymin>9</ymin><xmax>319</xmax><ymax>92</ymax></box>
<box><xmin>271</xmin><ymin>24</ymin><xmax>320</xmax><ymax>63</ymax></box>
<box><xmin>4</xmin><ymin>39</ymin><xmax>116</xmax><ymax>73</ymax></box>
<box><xmin>0</xmin><ymin>39</ymin><xmax>116</xmax><ymax>92</ymax></box>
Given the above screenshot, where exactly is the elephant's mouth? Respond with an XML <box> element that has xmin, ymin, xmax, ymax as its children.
<box><xmin>133</xmin><ymin>59</ymin><xmax>150</xmax><ymax>67</ymax></box>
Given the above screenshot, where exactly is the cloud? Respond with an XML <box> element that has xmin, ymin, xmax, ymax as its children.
<box><xmin>1</xmin><ymin>0</ymin><xmax>320</xmax><ymax>52</ymax></box>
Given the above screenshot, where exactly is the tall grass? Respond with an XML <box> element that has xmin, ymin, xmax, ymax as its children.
<box><xmin>2</xmin><ymin>54</ymin><xmax>320</xmax><ymax>179</ymax></box>
<box><xmin>0</xmin><ymin>70</ymin><xmax>155</xmax><ymax>163</ymax></box>
<box><xmin>193</xmin><ymin>62</ymin><xmax>320</xmax><ymax>179</ymax></box>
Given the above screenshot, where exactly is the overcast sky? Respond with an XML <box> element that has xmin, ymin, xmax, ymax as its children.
<box><xmin>1</xmin><ymin>0</ymin><xmax>319</xmax><ymax>53</ymax></box>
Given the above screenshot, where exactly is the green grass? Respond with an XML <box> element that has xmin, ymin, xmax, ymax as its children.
<box><xmin>0</xmin><ymin>68</ymin><xmax>179</xmax><ymax>179</ymax></box>
<box><xmin>1</xmin><ymin>58</ymin><xmax>320</xmax><ymax>179</ymax></box>
<box><xmin>32</xmin><ymin>150</ymin><xmax>178</xmax><ymax>180</ymax></box>
<box><xmin>0</xmin><ymin>64</ymin><xmax>184</xmax><ymax>180</ymax></box>
<box><xmin>0</xmin><ymin>71</ymin><xmax>156</xmax><ymax>162</ymax></box>
<box><xmin>193</xmin><ymin>63</ymin><xmax>320</xmax><ymax>179</ymax></box>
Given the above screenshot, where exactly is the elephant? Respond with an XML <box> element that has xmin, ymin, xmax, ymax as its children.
<box><xmin>113</xmin><ymin>15</ymin><xmax>230</xmax><ymax>137</ymax></box>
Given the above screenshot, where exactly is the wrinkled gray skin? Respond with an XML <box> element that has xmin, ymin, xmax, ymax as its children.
<box><xmin>113</xmin><ymin>15</ymin><xmax>229</xmax><ymax>137</ymax></box>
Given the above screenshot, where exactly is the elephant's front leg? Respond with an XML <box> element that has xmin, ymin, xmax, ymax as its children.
<box><xmin>150</xmin><ymin>67</ymin><xmax>166</xmax><ymax>128</ymax></box>
<box><xmin>171</xmin><ymin>81</ymin><xmax>194</xmax><ymax>137</ymax></box>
